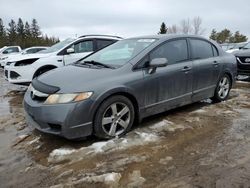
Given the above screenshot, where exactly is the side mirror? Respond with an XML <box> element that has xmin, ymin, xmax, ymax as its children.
<box><xmin>66</xmin><ymin>48</ymin><xmax>75</xmax><ymax>54</ymax></box>
<box><xmin>148</xmin><ymin>58</ymin><xmax>168</xmax><ymax>74</ymax></box>
<box><xmin>2</xmin><ymin>51</ymin><xmax>9</xmax><ymax>54</ymax></box>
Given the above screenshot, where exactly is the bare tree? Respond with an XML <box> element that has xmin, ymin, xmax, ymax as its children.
<box><xmin>192</xmin><ymin>16</ymin><xmax>205</xmax><ymax>35</ymax></box>
<box><xmin>168</xmin><ymin>24</ymin><xmax>178</xmax><ymax>34</ymax></box>
<box><xmin>180</xmin><ymin>19</ymin><xmax>192</xmax><ymax>34</ymax></box>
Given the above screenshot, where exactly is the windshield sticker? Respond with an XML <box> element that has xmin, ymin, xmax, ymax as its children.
<box><xmin>137</xmin><ymin>39</ymin><xmax>156</xmax><ymax>43</ymax></box>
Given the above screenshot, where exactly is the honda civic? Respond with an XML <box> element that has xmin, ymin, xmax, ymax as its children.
<box><xmin>24</xmin><ymin>35</ymin><xmax>237</xmax><ymax>139</ymax></box>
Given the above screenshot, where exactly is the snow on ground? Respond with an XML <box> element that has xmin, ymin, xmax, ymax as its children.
<box><xmin>48</xmin><ymin>131</ymin><xmax>160</xmax><ymax>164</ymax></box>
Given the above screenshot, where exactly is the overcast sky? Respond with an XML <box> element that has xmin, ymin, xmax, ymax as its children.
<box><xmin>0</xmin><ymin>0</ymin><xmax>249</xmax><ymax>40</ymax></box>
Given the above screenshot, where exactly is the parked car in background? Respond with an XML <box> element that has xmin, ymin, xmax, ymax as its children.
<box><xmin>0</xmin><ymin>46</ymin><xmax>22</xmax><ymax>65</ymax></box>
<box><xmin>226</xmin><ymin>42</ymin><xmax>248</xmax><ymax>53</ymax></box>
<box><xmin>0</xmin><ymin>46</ymin><xmax>48</xmax><ymax>68</ymax></box>
<box><xmin>4</xmin><ymin>35</ymin><xmax>122</xmax><ymax>85</ymax></box>
<box><xmin>0</xmin><ymin>46</ymin><xmax>21</xmax><ymax>56</ymax></box>
<box><xmin>220</xmin><ymin>43</ymin><xmax>235</xmax><ymax>51</ymax></box>
<box><xmin>233</xmin><ymin>49</ymin><xmax>250</xmax><ymax>76</ymax></box>
<box><xmin>24</xmin><ymin>34</ymin><xmax>237</xmax><ymax>139</ymax></box>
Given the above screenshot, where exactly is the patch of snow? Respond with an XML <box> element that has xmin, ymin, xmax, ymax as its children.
<box><xmin>48</xmin><ymin>132</ymin><xmax>160</xmax><ymax>164</ymax></box>
<box><xmin>191</xmin><ymin>109</ymin><xmax>207</xmax><ymax>114</ymax></box>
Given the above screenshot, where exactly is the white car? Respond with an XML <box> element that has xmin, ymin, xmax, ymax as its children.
<box><xmin>0</xmin><ymin>46</ymin><xmax>22</xmax><ymax>66</ymax></box>
<box><xmin>4</xmin><ymin>35</ymin><xmax>121</xmax><ymax>85</ymax></box>
<box><xmin>0</xmin><ymin>46</ymin><xmax>48</xmax><ymax>67</ymax></box>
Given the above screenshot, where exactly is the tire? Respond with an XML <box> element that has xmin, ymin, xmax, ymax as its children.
<box><xmin>94</xmin><ymin>95</ymin><xmax>135</xmax><ymax>139</ymax></box>
<box><xmin>212</xmin><ymin>74</ymin><xmax>231</xmax><ymax>102</ymax></box>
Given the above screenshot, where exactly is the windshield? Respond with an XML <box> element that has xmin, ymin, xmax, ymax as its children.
<box><xmin>40</xmin><ymin>38</ymin><xmax>75</xmax><ymax>54</ymax></box>
<box><xmin>243</xmin><ymin>42</ymin><xmax>250</xmax><ymax>49</ymax></box>
<box><xmin>81</xmin><ymin>38</ymin><xmax>157</xmax><ymax>67</ymax></box>
<box><xmin>0</xmin><ymin>47</ymin><xmax>7</xmax><ymax>53</ymax></box>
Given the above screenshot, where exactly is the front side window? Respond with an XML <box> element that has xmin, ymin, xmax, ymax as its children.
<box><xmin>82</xmin><ymin>38</ymin><xmax>157</xmax><ymax>67</ymax></box>
<box><xmin>150</xmin><ymin>39</ymin><xmax>188</xmax><ymax>65</ymax></box>
<box><xmin>71</xmin><ymin>40</ymin><xmax>93</xmax><ymax>53</ymax></box>
<box><xmin>190</xmin><ymin>39</ymin><xmax>213</xmax><ymax>59</ymax></box>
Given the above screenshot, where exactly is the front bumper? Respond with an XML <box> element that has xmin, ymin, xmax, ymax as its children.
<box><xmin>23</xmin><ymin>90</ymin><xmax>94</xmax><ymax>139</ymax></box>
<box><xmin>4</xmin><ymin>65</ymin><xmax>34</xmax><ymax>84</ymax></box>
<box><xmin>237</xmin><ymin>57</ymin><xmax>250</xmax><ymax>76</ymax></box>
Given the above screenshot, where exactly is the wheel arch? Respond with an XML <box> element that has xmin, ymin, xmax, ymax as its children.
<box><xmin>91</xmin><ymin>88</ymin><xmax>140</xmax><ymax>126</ymax></box>
<box><xmin>33</xmin><ymin>65</ymin><xmax>58</xmax><ymax>79</ymax></box>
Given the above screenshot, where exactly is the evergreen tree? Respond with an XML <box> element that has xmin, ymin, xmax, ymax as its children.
<box><xmin>209</xmin><ymin>29</ymin><xmax>217</xmax><ymax>41</ymax></box>
<box><xmin>230</xmin><ymin>31</ymin><xmax>248</xmax><ymax>43</ymax></box>
<box><xmin>209</xmin><ymin>28</ymin><xmax>247</xmax><ymax>44</ymax></box>
<box><xmin>7</xmin><ymin>19</ymin><xmax>17</xmax><ymax>45</ymax></box>
<box><xmin>24</xmin><ymin>21</ymin><xmax>31</xmax><ymax>47</ymax></box>
<box><xmin>158</xmin><ymin>22</ymin><xmax>167</xmax><ymax>34</ymax></box>
<box><xmin>0</xmin><ymin>18</ymin><xmax>6</xmax><ymax>46</ymax></box>
<box><xmin>16</xmin><ymin>18</ymin><xmax>24</xmax><ymax>46</ymax></box>
<box><xmin>30</xmin><ymin>18</ymin><xmax>41</xmax><ymax>39</ymax></box>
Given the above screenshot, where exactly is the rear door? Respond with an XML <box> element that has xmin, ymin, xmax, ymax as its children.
<box><xmin>63</xmin><ymin>40</ymin><xmax>94</xmax><ymax>65</ymax></box>
<box><xmin>142</xmin><ymin>38</ymin><xmax>193</xmax><ymax>115</ymax></box>
<box><xmin>189</xmin><ymin>38</ymin><xmax>220</xmax><ymax>101</ymax></box>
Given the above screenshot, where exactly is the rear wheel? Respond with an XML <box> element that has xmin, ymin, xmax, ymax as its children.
<box><xmin>94</xmin><ymin>95</ymin><xmax>135</xmax><ymax>139</ymax></box>
<box><xmin>212</xmin><ymin>74</ymin><xmax>231</xmax><ymax>102</ymax></box>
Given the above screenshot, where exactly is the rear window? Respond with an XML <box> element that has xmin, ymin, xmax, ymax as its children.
<box><xmin>190</xmin><ymin>39</ymin><xmax>214</xmax><ymax>59</ymax></box>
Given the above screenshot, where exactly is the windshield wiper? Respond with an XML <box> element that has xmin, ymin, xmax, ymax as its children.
<box><xmin>83</xmin><ymin>60</ymin><xmax>114</xmax><ymax>69</ymax></box>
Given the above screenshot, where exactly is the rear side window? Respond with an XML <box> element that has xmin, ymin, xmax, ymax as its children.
<box><xmin>190</xmin><ymin>39</ymin><xmax>214</xmax><ymax>59</ymax></box>
<box><xmin>150</xmin><ymin>39</ymin><xmax>188</xmax><ymax>65</ymax></box>
<box><xmin>96</xmin><ymin>40</ymin><xmax>115</xmax><ymax>50</ymax></box>
<box><xmin>212</xmin><ymin>45</ymin><xmax>219</xmax><ymax>57</ymax></box>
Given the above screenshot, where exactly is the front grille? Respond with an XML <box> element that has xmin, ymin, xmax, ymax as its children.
<box><xmin>4</xmin><ymin>70</ymin><xmax>8</xmax><ymax>78</ymax></box>
<box><xmin>10</xmin><ymin>71</ymin><xmax>21</xmax><ymax>79</ymax></box>
<box><xmin>237</xmin><ymin>57</ymin><xmax>250</xmax><ymax>64</ymax></box>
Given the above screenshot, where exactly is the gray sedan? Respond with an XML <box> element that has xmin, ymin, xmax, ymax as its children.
<box><xmin>24</xmin><ymin>35</ymin><xmax>237</xmax><ymax>139</ymax></box>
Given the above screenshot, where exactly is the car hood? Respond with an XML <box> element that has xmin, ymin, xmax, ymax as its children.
<box><xmin>7</xmin><ymin>52</ymin><xmax>54</xmax><ymax>62</ymax></box>
<box><xmin>36</xmin><ymin>65</ymin><xmax>123</xmax><ymax>93</ymax></box>
<box><xmin>233</xmin><ymin>49</ymin><xmax>250</xmax><ymax>57</ymax></box>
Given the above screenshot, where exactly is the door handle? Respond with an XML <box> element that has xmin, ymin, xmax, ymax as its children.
<box><xmin>181</xmin><ymin>66</ymin><xmax>191</xmax><ymax>72</ymax></box>
<box><xmin>213</xmin><ymin>61</ymin><xmax>219</xmax><ymax>65</ymax></box>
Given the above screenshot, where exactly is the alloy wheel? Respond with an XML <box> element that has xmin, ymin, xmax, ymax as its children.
<box><xmin>101</xmin><ymin>102</ymin><xmax>130</xmax><ymax>137</ymax></box>
<box><xmin>218</xmin><ymin>76</ymin><xmax>230</xmax><ymax>99</ymax></box>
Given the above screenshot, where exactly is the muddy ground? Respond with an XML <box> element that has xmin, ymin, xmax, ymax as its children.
<box><xmin>0</xmin><ymin>69</ymin><xmax>250</xmax><ymax>188</ymax></box>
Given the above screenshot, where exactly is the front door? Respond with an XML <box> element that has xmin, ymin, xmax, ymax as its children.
<box><xmin>142</xmin><ymin>39</ymin><xmax>193</xmax><ymax>115</ymax></box>
<box><xmin>63</xmin><ymin>40</ymin><xmax>94</xmax><ymax>65</ymax></box>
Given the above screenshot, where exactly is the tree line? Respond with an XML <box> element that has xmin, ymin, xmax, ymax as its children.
<box><xmin>0</xmin><ymin>18</ymin><xmax>59</xmax><ymax>49</ymax></box>
<box><xmin>158</xmin><ymin>17</ymin><xmax>248</xmax><ymax>44</ymax></box>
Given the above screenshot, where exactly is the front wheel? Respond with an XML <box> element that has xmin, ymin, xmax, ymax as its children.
<box><xmin>212</xmin><ymin>74</ymin><xmax>231</xmax><ymax>102</ymax></box>
<box><xmin>94</xmin><ymin>95</ymin><xmax>135</xmax><ymax>139</ymax></box>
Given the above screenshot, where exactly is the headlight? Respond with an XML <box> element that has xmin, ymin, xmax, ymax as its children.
<box><xmin>15</xmin><ymin>58</ymin><xmax>39</xmax><ymax>66</ymax></box>
<box><xmin>6</xmin><ymin>61</ymin><xmax>15</xmax><ymax>66</ymax></box>
<box><xmin>44</xmin><ymin>92</ymin><xmax>93</xmax><ymax>104</ymax></box>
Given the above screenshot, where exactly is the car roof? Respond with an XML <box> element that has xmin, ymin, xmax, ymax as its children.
<box><xmin>128</xmin><ymin>34</ymin><xmax>209</xmax><ymax>40</ymax></box>
<box><xmin>78</xmin><ymin>34</ymin><xmax>123</xmax><ymax>40</ymax></box>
